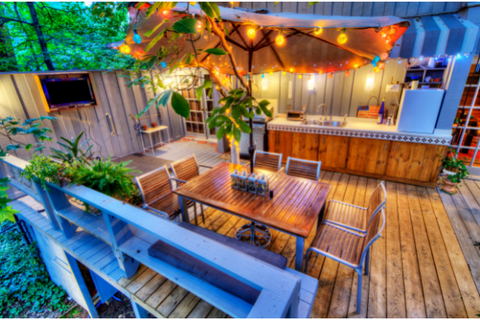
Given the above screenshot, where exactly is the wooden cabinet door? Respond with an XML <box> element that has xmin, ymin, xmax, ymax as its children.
<box><xmin>317</xmin><ymin>135</ymin><xmax>349</xmax><ymax>169</ymax></box>
<box><xmin>347</xmin><ymin>138</ymin><xmax>390</xmax><ymax>175</ymax></box>
<box><xmin>386</xmin><ymin>142</ymin><xmax>447</xmax><ymax>182</ymax></box>
<box><xmin>269</xmin><ymin>130</ymin><xmax>293</xmax><ymax>163</ymax></box>
<box><xmin>292</xmin><ymin>133</ymin><xmax>319</xmax><ymax>161</ymax></box>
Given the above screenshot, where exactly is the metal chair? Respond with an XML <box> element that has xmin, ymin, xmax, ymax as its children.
<box><xmin>323</xmin><ymin>181</ymin><xmax>386</xmax><ymax>234</ymax></box>
<box><xmin>305</xmin><ymin>202</ymin><xmax>385</xmax><ymax>314</ymax></box>
<box><xmin>169</xmin><ymin>154</ymin><xmax>213</xmax><ymax>224</ymax></box>
<box><xmin>285</xmin><ymin>157</ymin><xmax>322</xmax><ymax>181</ymax></box>
<box><xmin>135</xmin><ymin>166</ymin><xmax>192</xmax><ymax>221</ymax></box>
<box><xmin>252</xmin><ymin>150</ymin><xmax>283</xmax><ymax>173</ymax></box>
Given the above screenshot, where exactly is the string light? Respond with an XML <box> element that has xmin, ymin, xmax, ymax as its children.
<box><xmin>307</xmin><ymin>75</ymin><xmax>314</xmax><ymax>90</ymax></box>
<box><xmin>328</xmin><ymin>73</ymin><xmax>333</xmax><ymax>79</ymax></box>
<box><xmin>247</xmin><ymin>27</ymin><xmax>256</xmax><ymax>39</ymax></box>
<box><xmin>133</xmin><ymin>30</ymin><xmax>141</xmax><ymax>44</ymax></box>
<box><xmin>354</xmin><ymin>64</ymin><xmax>359</xmax><ymax>68</ymax></box>
<box><xmin>373</xmin><ymin>66</ymin><xmax>380</xmax><ymax>73</ymax></box>
<box><xmin>389</xmin><ymin>26</ymin><xmax>397</xmax><ymax>35</ymax></box>
<box><xmin>345</xmin><ymin>70</ymin><xmax>350</xmax><ymax>77</ymax></box>
<box><xmin>120</xmin><ymin>44</ymin><xmax>130</xmax><ymax>54</ymax></box>
<box><xmin>269</xmin><ymin>71</ymin><xmax>273</xmax><ymax>75</ymax></box>
<box><xmin>197</xmin><ymin>21</ymin><xmax>202</xmax><ymax>31</ymax></box>
<box><xmin>298</xmin><ymin>74</ymin><xmax>303</xmax><ymax>79</ymax></box>
<box><xmin>318</xmin><ymin>71</ymin><xmax>323</xmax><ymax>75</ymax></box>
<box><xmin>314</xmin><ymin>27</ymin><xmax>323</xmax><ymax>35</ymax></box>
<box><xmin>337</xmin><ymin>29</ymin><xmax>347</xmax><ymax>44</ymax></box>
<box><xmin>275</xmin><ymin>33</ymin><xmax>285</xmax><ymax>46</ymax></box>
<box><xmin>381</xmin><ymin>53</ymin><xmax>389</xmax><ymax>60</ymax></box>
<box><xmin>379</xmin><ymin>63</ymin><xmax>385</xmax><ymax>70</ymax></box>
<box><xmin>289</xmin><ymin>68</ymin><xmax>294</xmax><ymax>73</ymax></box>
<box><xmin>162</xmin><ymin>10</ymin><xmax>170</xmax><ymax>16</ymax></box>
<box><xmin>282</xmin><ymin>71</ymin><xmax>286</xmax><ymax>75</ymax></box>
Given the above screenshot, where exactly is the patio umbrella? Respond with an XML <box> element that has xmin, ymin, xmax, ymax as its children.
<box><xmin>114</xmin><ymin>3</ymin><xmax>410</xmax><ymax>169</ymax></box>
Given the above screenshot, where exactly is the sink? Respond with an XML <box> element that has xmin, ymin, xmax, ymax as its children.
<box><xmin>319</xmin><ymin>121</ymin><xmax>348</xmax><ymax>128</ymax></box>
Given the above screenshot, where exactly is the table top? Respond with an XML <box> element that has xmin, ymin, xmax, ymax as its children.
<box><xmin>140</xmin><ymin>125</ymin><xmax>168</xmax><ymax>133</ymax></box>
<box><xmin>173</xmin><ymin>162</ymin><xmax>332</xmax><ymax>238</ymax></box>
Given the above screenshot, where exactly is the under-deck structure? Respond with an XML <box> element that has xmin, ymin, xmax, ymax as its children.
<box><xmin>4</xmin><ymin>139</ymin><xmax>480</xmax><ymax>318</ymax></box>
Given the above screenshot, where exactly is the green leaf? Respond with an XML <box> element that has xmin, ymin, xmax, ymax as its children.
<box><xmin>172</xmin><ymin>18</ymin><xmax>198</xmax><ymax>34</ymax></box>
<box><xmin>6</xmin><ymin>144</ymin><xmax>21</xmax><ymax>151</ymax></box>
<box><xmin>171</xmin><ymin>92</ymin><xmax>190</xmax><ymax>118</ymax></box>
<box><xmin>25</xmin><ymin>144</ymin><xmax>33</xmax><ymax>151</ymax></box>
<box><xmin>40</xmin><ymin>116</ymin><xmax>57</xmax><ymax>121</ymax></box>
<box><xmin>34</xmin><ymin>146</ymin><xmax>45</xmax><ymax>153</ymax></box>
<box><xmin>203</xmin><ymin>79</ymin><xmax>213</xmax><ymax>89</ymax></box>
<box><xmin>216</xmin><ymin>125</ymin><xmax>225</xmax><ymax>140</ymax></box>
<box><xmin>239</xmin><ymin>105</ymin><xmax>250</xmax><ymax>118</ymax></box>
<box><xmin>231</xmin><ymin>106</ymin><xmax>240</xmax><ymax>120</ymax></box>
<box><xmin>0</xmin><ymin>205</ymin><xmax>18</xmax><ymax>226</ymax></box>
<box><xmin>204</xmin><ymin>48</ymin><xmax>228</xmax><ymax>55</ymax></box>
<box><xmin>159</xmin><ymin>90</ymin><xmax>172</xmax><ymax>107</ymax></box>
<box><xmin>199</xmin><ymin>2</ymin><xmax>221</xmax><ymax>19</ymax></box>
<box><xmin>258</xmin><ymin>100</ymin><xmax>272</xmax><ymax>117</ymax></box>
<box><xmin>237</xmin><ymin>119</ymin><xmax>251</xmax><ymax>134</ymax></box>
<box><xmin>208</xmin><ymin>117</ymin><xmax>217</xmax><ymax>130</ymax></box>
<box><xmin>144</xmin><ymin>19</ymin><xmax>167</xmax><ymax>37</ymax></box>
<box><xmin>308</xmin><ymin>2</ymin><xmax>319</xmax><ymax>7</ymax></box>
<box><xmin>145</xmin><ymin>29</ymin><xmax>166</xmax><ymax>52</ymax></box>
<box><xmin>195</xmin><ymin>87</ymin><xmax>203</xmax><ymax>101</ymax></box>
<box><xmin>233</xmin><ymin>126</ymin><xmax>241</xmax><ymax>142</ymax></box>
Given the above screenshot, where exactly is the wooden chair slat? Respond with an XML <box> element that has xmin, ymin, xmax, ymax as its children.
<box><xmin>285</xmin><ymin>157</ymin><xmax>321</xmax><ymax>181</ymax></box>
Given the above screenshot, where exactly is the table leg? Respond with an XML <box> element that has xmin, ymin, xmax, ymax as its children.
<box><xmin>166</xmin><ymin>128</ymin><xmax>170</xmax><ymax>146</ymax></box>
<box><xmin>318</xmin><ymin>202</ymin><xmax>326</xmax><ymax>230</ymax></box>
<box><xmin>179</xmin><ymin>196</ymin><xmax>189</xmax><ymax>223</ymax></box>
<box><xmin>141</xmin><ymin>133</ymin><xmax>146</xmax><ymax>154</ymax></box>
<box><xmin>149</xmin><ymin>133</ymin><xmax>154</xmax><ymax>156</ymax></box>
<box><xmin>295</xmin><ymin>237</ymin><xmax>304</xmax><ymax>272</ymax></box>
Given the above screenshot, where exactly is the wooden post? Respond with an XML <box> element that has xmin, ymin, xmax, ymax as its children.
<box><xmin>130</xmin><ymin>299</ymin><xmax>149</xmax><ymax>318</ymax></box>
<box><xmin>44</xmin><ymin>187</ymin><xmax>78</xmax><ymax>238</ymax></box>
<box><xmin>103</xmin><ymin>213</ymin><xmax>140</xmax><ymax>278</ymax></box>
<box><xmin>64</xmin><ymin>251</ymin><xmax>99</xmax><ymax>318</ymax></box>
<box><xmin>33</xmin><ymin>181</ymin><xmax>60</xmax><ymax>230</ymax></box>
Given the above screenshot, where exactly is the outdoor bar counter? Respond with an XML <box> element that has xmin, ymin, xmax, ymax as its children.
<box><xmin>267</xmin><ymin>116</ymin><xmax>452</xmax><ymax>187</ymax></box>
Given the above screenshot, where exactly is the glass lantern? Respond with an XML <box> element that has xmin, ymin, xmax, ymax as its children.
<box><xmin>247</xmin><ymin>173</ymin><xmax>257</xmax><ymax>194</ymax></box>
<box><xmin>257</xmin><ymin>174</ymin><xmax>269</xmax><ymax>196</ymax></box>
<box><xmin>231</xmin><ymin>169</ymin><xmax>239</xmax><ymax>189</ymax></box>
<box><xmin>238</xmin><ymin>171</ymin><xmax>248</xmax><ymax>191</ymax></box>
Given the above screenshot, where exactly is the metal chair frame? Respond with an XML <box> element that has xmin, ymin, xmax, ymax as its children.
<box><xmin>285</xmin><ymin>157</ymin><xmax>322</xmax><ymax>181</ymax></box>
<box><xmin>170</xmin><ymin>154</ymin><xmax>213</xmax><ymax>224</ymax></box>
<box><xmin>305</xmin><ymin>208</ymin><xmax>385</xmax><ymax>314</ymax></box>
<box><xmin>323</xmin><ymin>181</ymin><xmax>386</xmax><ymax>234</ymax></box>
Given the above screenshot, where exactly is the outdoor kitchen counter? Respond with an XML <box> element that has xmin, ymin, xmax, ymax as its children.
<box><xmin>267</xmin><ymin>116</ymin><xmax>452</xmax><ymax>146</ymax></box>
<box><xmin>266</xmin><ymin>116</ymin><xmax>451</xmax><ymax>187</ymax></box>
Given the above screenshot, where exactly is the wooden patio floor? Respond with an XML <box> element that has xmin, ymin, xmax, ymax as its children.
<box><xmin>136</xmin><ymin>139</ymin><xmax>480</xmax><ymax>318</ymax></box>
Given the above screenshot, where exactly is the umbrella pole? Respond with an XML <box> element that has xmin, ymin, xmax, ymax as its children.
<box><xmin>248</xmin><ymin>48</ymin><xmax>255</xmax><ymax>173</ymax></box>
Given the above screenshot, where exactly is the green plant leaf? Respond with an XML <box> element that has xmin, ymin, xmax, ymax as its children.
<box><xmin>233</xmin><ymin>126</ymin><xmax>241</xmax><ymax>142</ymax></box>
<box><xmin>0</xmin><ymin>206</ymin><xmax>18</xmax><ymax>226</ymax></box>
<box><xmin>216</xmin><ymin>125</ymin><xmax>225</xmax><ymax>140</ymax></box>
<box><xmin>170</xmin><ymin>92</ymin><xmax>190</xmax><ymax>118</ymax></box>
<box><xmin>258</xmin><ymin>100</ymin><xmax>272</xmax><ymax>117</ymax></box>
<box><xmin>145</xmin><ymin>29</ymin><xmax>166</xmax><ymax>52</ymax></box>
<box><xmin>6</xmin><ymin>144</ymin><xmax>21</xmax><ymax>151</ymax></box>
<box><xmin>204</xmin><ymin>48</ymin><xmax>228</xmax><ymax>55</ymax></box>
<box><xmin>236</xmin><ymin>119</ymin><xmax>251</xmax><ymax>133</ymax></box>
<box><xmin>231</xmin><ymin>106</ymin><xmax>240</xmax><ymax>119</ymax></box>
<box><xmin>199</xmin><ymin>2</ymin><xmax>221</xmax><ymax>19</ymax></box>
<box><xmin>195</xmin><ymin>87</ymin><xmax>203</xmax><ymax>101</ymax></box>
<box><xmin>25</xmin><ymin>144</ymin><xmax>33</xmax><ymax>151</ymax></box>
<box><xmin>172</xmin><ymin>18</ymin><xmax>198</xmax><ymax>34</ymax></box>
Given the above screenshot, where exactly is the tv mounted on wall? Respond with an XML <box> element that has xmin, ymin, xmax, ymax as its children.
<box><xmin>36</xmin><ymin>75</ymin><xmax>97</xmax><ymax>112</ymax></box>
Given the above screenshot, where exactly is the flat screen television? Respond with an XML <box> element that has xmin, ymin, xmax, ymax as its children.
<box><xmin>39</xmin><ymin>76</ymin><xmax>97</xmax><ymax>112</ymax></box>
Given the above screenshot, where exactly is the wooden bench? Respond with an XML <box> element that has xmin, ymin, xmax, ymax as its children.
<box><xmin>1</xmin><ymin>155</ymin><xmax>319</xmax><ymax>318</ymax></box>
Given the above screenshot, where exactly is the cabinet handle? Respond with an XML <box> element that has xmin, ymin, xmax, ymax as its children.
<box><xmin>106</xmin><ymin>113</ymin><xmax>116</xmax><ymax>136</ymax></box>
<box><xmin>394</xmin><ymin>143</ymin><xmax>397</xmax><ymax>152</ymax></box>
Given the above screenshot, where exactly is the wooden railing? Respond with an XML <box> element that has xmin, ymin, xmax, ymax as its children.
<box><xmin>0</xmin><ymin>154</ymin><xmax>304</xmax><ymax>318</ymax></box>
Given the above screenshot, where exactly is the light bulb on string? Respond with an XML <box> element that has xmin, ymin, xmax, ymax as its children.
<box><xmin>120</xmin><ymin>44</ymin><xmax>130</xmax><ymax>54</ymax></box>
<box><xmin>162</xmin><ymin>10</ymin><xmax>170</xmax><ymax>17</ymax></box>
<box><xmin>282</xmin><ymin>71</ymin><xmax>286</xmax><ymax>75</ymax></box>
<box><xmin>337</xmin><ymin>29</ymin><xmax>347</xmax><ymax>44</ymax></box>
<box><xmin>389</xmin><ymin>26</ymin><xmax>397</xmax><ymax>35</ymax></box>
<box><xmin>378</xmin><ymin>63</ymin><xmax>385</xmax><ymax>70</ymax></box>
<box><xmin>275</xmin><ymin>32</ymin><xmax>285</xmax><ymax>46</ymax></box>
<box><xmin>289</xmin><ymin>68</ymin><xmax>294</xmax><ymax>73</ymax></box>
<box><xmin>307</xmin><ymin>75</ymin><xmax>315</xmax><ymax>90</ymax></box>
<box><xmin>319</xmin><ymin>70</ymin><xmax>323</xmax><ymax>75</ymax></box>
<box><xmin>373</xmin><ymin>66</ymin><xmax>380</xmax><ymax>73</ymax></box>
<box><xmin>328</xmin><ymin>73</ymin><xmax>333</xmax><ymax>79</ymax></box>
<box><xmin>314</xmin><ymin>27</ymin><xmax>323</xmax><ymax>35</ymax></box>
<box><xmin>298</xmin><ymin>74</ymin><xmax>303</xmax><ymax>79</ymax></box>
<box><xmin>196</xmin><ymin>21</ymin><xmax>202</xmax><ymax>31</ymax></box>
<box><xmin>247</xmin><ymin>27</ymin><xmax>256</xmax><ymax>39</ymax></box>
<box><xmin>269</xmin><ymin>71</ymin><xmax>273</xmax><ymax>75</ymax></box>
<box><xmin>381</xmin><ymin>53</ymin><xmax>389</xmax><ymax>61</ymax></box>
<box><xmin>133</xmin><ymin>29</ymin><xmax>142</xmax><ymax>44</ymax></box>
<box><xmin>345</xmin><ymin>70</ymin><xmax>350</xmax><ymax>77</ymax></box>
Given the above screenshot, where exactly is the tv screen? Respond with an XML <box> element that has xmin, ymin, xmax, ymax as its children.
<box><xmin>41</xmin><ymin>77</ymin><xmax>96</xmax><ymax>111</ymax></box>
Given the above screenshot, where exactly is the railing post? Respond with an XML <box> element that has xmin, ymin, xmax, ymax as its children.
<box><xmin>33</xmin><ymin>181</ymin><xmax>60</xmax><ymax>230</ymax></box>
<box><xmin>44</xmin><ymin>186</ymin><xmax>78</xmax><ymax>238</ymax></box>
<box><xmin>103</xmin><ymin>213</ymin><xmax>140</xmax><ymax>278</ymax></box>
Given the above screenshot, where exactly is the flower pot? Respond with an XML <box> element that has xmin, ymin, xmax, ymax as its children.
<box><xmin>441</xmin><ymin>179</ymin><xmax>457</xmax><ymax>195</ymax></box>
<box><xmin>152</xmin><ymin>123</ymin><xmax>157</xmax><ymax>128</ymax></box>
<box><xmin>443</xmin><ymin>167</ymin><xmax>458</xmax><ymax>176</ymax></box>
<box><xmin>142</xmin><ymin>125</ymin><xmax>147</xmax><ymax>130</ymax></box>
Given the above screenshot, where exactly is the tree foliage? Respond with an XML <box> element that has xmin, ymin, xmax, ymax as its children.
<box><xmin>0</xmin><ymin>2</ymin><xmax>135</xmax><ymax>71</ymax></box>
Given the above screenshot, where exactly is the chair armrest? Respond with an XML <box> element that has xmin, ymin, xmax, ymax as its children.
<box><xmin>199</xmin><ymin>164</ymin><xmax>214</xmax><ymax>169</ymax></box>
<box><xmin>170</xmin><ymin>177</ymin><xmax>188</xmax><ymax>185</ymax></box>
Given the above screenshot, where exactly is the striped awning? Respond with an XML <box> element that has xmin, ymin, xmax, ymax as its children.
<box><xmin>391</xmin><ymin>13</ymin><xmax>479</xmax><ymax>59</ymax></box>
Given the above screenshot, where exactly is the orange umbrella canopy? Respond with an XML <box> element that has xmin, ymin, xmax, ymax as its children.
<box><xmin>117</xmin><ymin>3</ymin><xmax>409</xmax><ymax>75</ymax></box>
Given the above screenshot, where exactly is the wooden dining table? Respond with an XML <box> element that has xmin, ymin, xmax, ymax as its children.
<box><xmin>173</xmin><ymin>162</ymin><xmax>332</xmax><ymax>271</ymax></box>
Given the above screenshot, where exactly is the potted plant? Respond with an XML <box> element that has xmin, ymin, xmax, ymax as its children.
<box><xmin>440</xmin><ymin>149</ymin><xmax>469</xmax><ymax>194</ymax></box>
<box><xmin>152</xmin><ymin>122</ymin><xmax>157</xmax><ymax>128</ymax></box>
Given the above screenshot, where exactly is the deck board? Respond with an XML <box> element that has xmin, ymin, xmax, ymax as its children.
<box><xmin>12</xmin><ymin>140</ymin><xmax>480</xmax><ymax>318</ymax></box>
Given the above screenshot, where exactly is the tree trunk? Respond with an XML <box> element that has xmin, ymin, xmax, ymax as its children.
<box><xmin>27</xmin><ymin>2</ymin><xmax>54</xmax><ymax>70</ymax></box>
<box><xmin>0</xmin><ymin>6</ymin><xmax>17</xmax><ymax>71</ymax></box>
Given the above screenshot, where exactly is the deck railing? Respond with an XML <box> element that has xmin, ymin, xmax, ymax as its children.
<box><xmin>0</xmin><ymin>154</ymin><xmax>303</xmax><ymax>318</ymax></box>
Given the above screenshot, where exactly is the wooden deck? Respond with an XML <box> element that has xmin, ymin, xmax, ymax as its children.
<box><xmin>13</xmin><ymin>139</ymin><xmax>480</xmax><ymax>318</ymax></box>
<box><xmin>146</xmin><ymin>140</ymin><xmax>480</xmax><ymax>318</ymax></box>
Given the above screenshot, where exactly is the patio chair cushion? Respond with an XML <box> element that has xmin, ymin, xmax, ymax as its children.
<box><xmin>148</xmin><ymin>239</ymin><xmax>261</xmax><ymax>305</ymax></box>
<box><xmin>178</xmin><ymin>222</ymin><xmax>287</xmax><ymax>269</ymax></box>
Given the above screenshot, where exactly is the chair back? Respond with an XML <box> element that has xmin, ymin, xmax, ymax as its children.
<box><xmin>171</xmin><ymin>154</ymin><xmax>199</xmax><ymax>182</ymax></box>
<box><xmin>285</xmin><ymin>157</ymin><xmax>321</xmax><ymax>181</ymax></box>
<box><xmin>366</xmin><ymin>181</ymin><xmax>386</xmax><ymax>226</ymax></box>
<box><xmin>135</xmin><ymin>166</ymin><xmax>172</xmax><ymax>206</ymax></box>
<box><xmin>253</xmin><ymin>151</ymin><xmax>282</xmax><ymax>172</ymax></box>
<box><xmin>360</xmin><ymin>205</ymin><xmax>385</xmax><ymax>265</ymax></box>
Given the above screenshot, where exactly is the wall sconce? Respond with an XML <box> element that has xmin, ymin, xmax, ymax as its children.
<box><xmin>365</xmin><ymin>71</ymin><xmax>375</xmax><ymax>91</ymax></box>
<box><xmin>307</xmin><ymin>75</ymin><xmax>315</xmax><ymax>91</ymax></box>
<box><xmin>261</xmin><ymin>74</ymin><xmax>268</xmax><ymax>90</ymax></box>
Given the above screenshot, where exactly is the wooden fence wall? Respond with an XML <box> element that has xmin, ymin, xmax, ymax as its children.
<box><xmin>0</xmin><ymin>71</ymin><xmax>186</xmax><ymax>161</ymax></box>
<box><xmin>237</xmin><ymin>2</ymin><xmax>468</xmax><ymax>17</ymax></box>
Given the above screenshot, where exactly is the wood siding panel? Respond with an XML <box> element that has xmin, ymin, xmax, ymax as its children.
<box><xmin>317</xmin><ymin>135</ymin><xmax>348</xmax><ymax>169</ymax></box>
<box><xmin>291</xmin><ymin>133</ymin><xmax>319</xmax><ymax>161</ymax></box>
<box><xmin>347</xmin><ymin>138</ymin><xmax>390</xmax><ymax>175</ymax></box>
